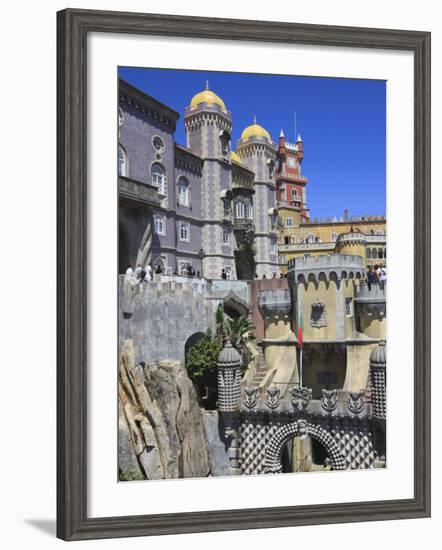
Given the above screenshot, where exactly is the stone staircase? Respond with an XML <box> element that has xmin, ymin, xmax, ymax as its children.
<box><xmin>244</xmin><ymin>340</ymin><xmax>273</xmax><ymax>389</ymax></box>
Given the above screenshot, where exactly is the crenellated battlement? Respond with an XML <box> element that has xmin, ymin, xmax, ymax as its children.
<box><xmin>287</xmin><ymin>253</ymin><xmax>365</xmax><ymax>284</ymax></box>
<box><xmin>257</xmin><ymin>288</ymin><xmax>292</xmax><ymax>316</ymax></box>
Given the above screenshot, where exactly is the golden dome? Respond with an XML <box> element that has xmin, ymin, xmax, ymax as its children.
<box><xmin>190</xmin><ymin>82</ymin><xmax>226</xmax><ymax>112</ymax></box>
<box><xmin>230</xmin><ymin>151</ymin><xmax>241</xmax><ymax>163</ymax></box>
<box><xmin>240</xmin><ymin>119</ymin><xmax>271</xmax><ymax>142</ymax></box>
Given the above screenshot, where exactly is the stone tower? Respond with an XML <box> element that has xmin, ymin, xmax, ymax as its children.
<box><xmin>276</xmin><ymin>129</ymin><xmax>309</xmax><ymax>227</ymax></box>
<box><xmin>236</xmin><ymin>118</ymin><xmax>279</xmax><ymax>278</ymax></box>
<box><xmin>184</xmin><ymin>83</ymin><xmax>237</xmax><ymax>279</ymax></box>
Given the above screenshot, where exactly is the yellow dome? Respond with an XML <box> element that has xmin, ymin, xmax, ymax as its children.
<box><xmin>240</xmin><ymin>121</ymin><xmax>271</xmax><ymax>142</ymax></box>
<box><xmin>190</xmin><ymin>83</ymin><xmax>226</xmax><ymax>112</ymax></box>
<box><xmin>231</xmin><ymin>151</ymin><xmax>241</xmax><ymax>163</ymax></box>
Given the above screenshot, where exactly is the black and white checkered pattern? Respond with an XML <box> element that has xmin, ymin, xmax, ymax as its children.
<box><xmin>370</xmin><ymin>365</ymin><xmax>386</xmax><ymax>419</ymax></box>
<box><xmin>264</xmin><ymin>420</ymin><xmax>346</xmax><ymax>473</ymax></box>
<box><xmin>217</xmin><ymin>367</ymin><xmax>241</xmax><ymax>412</ymax></box>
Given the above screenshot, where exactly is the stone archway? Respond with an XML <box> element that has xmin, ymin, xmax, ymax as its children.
<box><xmin>265</xmin><ymin>420</ymin><xmax>346</xmax><ymax>473</ymax></box>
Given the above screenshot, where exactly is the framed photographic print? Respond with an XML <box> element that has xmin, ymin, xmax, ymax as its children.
<box><xmin>57</xmin><ymin>8</ymin><xmax>431</xmax><ymax>541</ymax></box>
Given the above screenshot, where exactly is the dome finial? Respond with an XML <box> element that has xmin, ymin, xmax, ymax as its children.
<box><xmin>205</xmin><ymin>79</ymin><xmax>209</xmax><ymax>90</ymax></box>
<box><xmin>253</xmin><ymin>114</ymin><xmax>257</xmax><ymax>124</ymax></box>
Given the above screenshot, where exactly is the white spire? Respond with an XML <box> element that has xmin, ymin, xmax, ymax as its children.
<box><xmin>297</xmin><ymin>133</ymin><xmax>303</xmax><ymax>142</ymax></box>
<box><xmin>280</xmin><ymin>128</ymin><xmax>285</xmax><ymax>138</ymax></box>
<box><xmin>205</xmin><ymin>80</ymin><xmax>209</xmax><ymax>90</ymax></box>
<box><xmin>253</xmin><ymin>114</ymin><xmax>257</xmax><ymax>124</ymax></box>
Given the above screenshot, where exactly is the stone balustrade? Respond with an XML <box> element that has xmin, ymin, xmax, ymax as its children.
<box><xmin>257</xmin><ymin>288</ymin><xmax>292</xmax><ymax>316</ymax></box>
<box><xmin>118</xmin><ymin>176</ymin><xmax>162</xmax><ymax>206</ymax></box>
<box><xmin>356</xmin><ymin>281</ymin><xmax>386</xmax><ymax>302</ymax></box>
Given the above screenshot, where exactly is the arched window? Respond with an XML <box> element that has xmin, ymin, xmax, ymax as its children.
<box><xmin>372</xmin><ymin>248</ymin><xmax>378</xmax><ymax>259</ymax></box>
<box><xmin>177</xmin><ymin>176</ymin><xmax>190</xmax><ymax>206</ymax></box>
<box><xmin>219</xmin><ymin>130</ymin><xmax>230</xmax><ymax>157</ymax></box>
<box><xmin>153</xmin><ymin>214</ymin><xmax>166</xmax><ymax>236</ymax></box>
<box><xmin>375</xmin><ymin>230</ymin><xmax>385</xmax><ymax>236</ymax></box>
<box><xmin>291</xmin><ymin>188</ymin><xmax>298</xmax><ymax>201</ymax></box>
<box><xmin>151</xmin><ymin>163</ymin><xmax>166</xmax><ymax>194</ymax></box>
<box><xmin>235</xmin><ymin>201</ymin><xmax>245</xmax><ymax>219</ymax></box>
<box><xmin>367</xmin><ymin>248</ymin><xmax>372</xmax><ymax>259</ymax></box>
<box><xmin>118</xmin><ymin>144</ymin><xmax>128</xmax><ymax>177</ymax></box>
<box><xmin>331</xmin><ymin>232</ymin><xmax>338</xmax><ymax>242</ymax></box>
<box><xmin>268</xmin><ymin>159</ymin><xmax>275</xmax><ymax>180</ymax></box>
<box><xmin>179</xmin><ymin>222</ymin><xmax>190</xmax><ymax>242</ymax></box>
<box><xmin>306</xmin><ymin>234</ymin><xmax>316</xmax><ymax>244</ymax></box>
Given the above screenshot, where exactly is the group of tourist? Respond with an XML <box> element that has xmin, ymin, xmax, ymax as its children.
<box><xmin>366</xmin><ymin>264</ymin><xmax>387</xmax><ymax>289</ymax></box>
<box><xmin>125</xmin><ymin>262</ymin><xmax>203</xmax><ymax>283</ymax></box>
<box><xmin>125</xmin><ymin>263</ymin><xmax>163</xmax><ymax>283</ymax></box>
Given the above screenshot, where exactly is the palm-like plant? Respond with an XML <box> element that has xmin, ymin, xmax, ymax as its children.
<box><xmin>223</xmin><ymin>316</ymin><xmax>255</xmax><ymax>350</ymax></box>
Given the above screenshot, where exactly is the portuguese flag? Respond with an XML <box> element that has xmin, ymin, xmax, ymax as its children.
<box><xmin>297</xmin><ymin>311</ymin><xmax>304</xmax><ymax>348</ymax></box>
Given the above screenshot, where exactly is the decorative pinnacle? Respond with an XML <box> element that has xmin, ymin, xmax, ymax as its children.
<box><xmin>280</xmin><ymin>128</ymin><xmax>285</xmax><ymax>138</ymax></box>
<box><xmin>205</xmin><ymin>80</ymin><xmax>209</xmax><ymax>90</ymax></box>
<box><xmin>297</xmin><ymin>133</ymin><xmax>303</xmax><ymax>142</ymax></box>
<box><xmin>253</xmin><ymin>115</ymin><xmax>257</xmax><ymax>124</ymax></box>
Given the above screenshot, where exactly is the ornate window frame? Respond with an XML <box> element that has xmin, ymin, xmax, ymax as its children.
<box><xmin>151</xmin><ymin>134</ymin><xmax>165</xmax><ymax>154</ymax></box>
<box><xmin>179</xmin><ymin>221</ymin><xmax>190</xmax><ymax>242</ymax></box>
<box><xmin>150</xmin><ymin>161</ymin><xmax>167</xmax><ymax>195</ymax></box>
<box><xmin>177</xmin><ymin>175</ymin><xmax>190</xmax><ymax>207</ymax></box>
<box><xmin>153</xmin><ymin>212</ymin><xmax>166</xmax><ymax>236</ymax></box>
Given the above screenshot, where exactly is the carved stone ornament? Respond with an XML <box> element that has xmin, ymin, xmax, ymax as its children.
<box><xmin>347</xmin><ymin>391</ymin><xmax>365</xmax><ymax>414</ymax></box>
<box><xmin>290</xmin><ymin>386</ymin><xmax>312</xmax><ymax>411</ymax></box>
<box><xmin>297</xmin><ymin>418</ymin><xmax>309</xmax><ymax>439</ymax></box>
<box><xmin>243</xmin><ymin>387</ymin><xmax>259</xmax><ymax>409</ymax></box>
<box><xmin>321</xmin><ymin>388</ymin><xmax>338</xmax><ymax>412</ymax></box>
<box><xmin>266</xmin><ymin>387</ymin><xmax>281</xmax><ymax>410</ymax></box>
<box><xmin>311</xmin><ymin>302</ymin><xmax>327</xmax><ymax>328</ymax></box>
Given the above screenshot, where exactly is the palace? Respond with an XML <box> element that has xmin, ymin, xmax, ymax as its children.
<box><xmin>118</xmin><ymin>78</ymin><xmax>387</xmax><ymax>477</ymax></box>
<box><xmin>118</xmin><ymin>79</ymin><xmax>386</xmax><ymax>280</ymax></box>
<box><xmin>118</xmin><ymin>79</ymin><xmax>278</xmax><ymax>280</ymax></box>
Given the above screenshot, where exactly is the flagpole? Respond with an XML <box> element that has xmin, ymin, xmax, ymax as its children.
<box><xmin>299</xmin><ymin>346</ymin><xmax>303</xmax><ymax>388</ymax></box>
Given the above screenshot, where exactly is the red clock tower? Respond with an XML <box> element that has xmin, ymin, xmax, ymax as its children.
<box><xmin>275</xmin><ymin>129</ymin><xmax>309</xmax><ymax>224</ymax></box>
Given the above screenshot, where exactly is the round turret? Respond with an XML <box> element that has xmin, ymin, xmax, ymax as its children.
<box><xmin>217</xmin><ymin>340</ymin><xmax>241</xmax><ymax>368</ymax></box>
<box><xmin>370</xmin><ymin>339</ymin><xmax>386</xmax><ymax>366</ymax></box>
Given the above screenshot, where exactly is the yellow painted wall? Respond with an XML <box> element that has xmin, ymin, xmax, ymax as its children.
<box><xmin>279</xmin><ymin>219</ymin><xmax>386</xmax><ymax>244</ymax></box>
<box><xmin>359</xmin><ymin>310</ymin><xmax>387</xmax><ymax>339</ymax></box>
<box><xmin>344</xmin><ymin>343</ymin><xmax>377</xmax><ymax>392</ymax></box>
<box><xmin>298</xmin><ymin>279</ymin><xmax>337</xmax><ymax>341</ymax></box>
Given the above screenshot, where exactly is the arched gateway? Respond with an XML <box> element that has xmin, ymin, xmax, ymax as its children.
<box><xmin>216</xmin><ymin>340</ymin><xmax>387</xmax><ymax>476</ymax></box>
<box><xmin>265</xmin><ymin>420</ymin><xmax>346</xmax><ymax>473</ymax></box>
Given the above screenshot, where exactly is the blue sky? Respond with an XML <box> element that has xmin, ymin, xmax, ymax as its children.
<box><xmin>119</xmin><ymin>67</ymin><xmax>386</xmax><ymax>219</ymax></box>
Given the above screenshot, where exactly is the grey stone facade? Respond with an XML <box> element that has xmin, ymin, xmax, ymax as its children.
<box><xmin>118</xmin><ymin>79</ymin><xmax>281</xmax><ymax>280</ymax></box>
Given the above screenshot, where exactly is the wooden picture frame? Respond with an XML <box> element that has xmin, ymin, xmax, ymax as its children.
<box><xmin>57</xmin><ymin>8</ymin><xmax>431</xmax><ymax>541</ymax></box>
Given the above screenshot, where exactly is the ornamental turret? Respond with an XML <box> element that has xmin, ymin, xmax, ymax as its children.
<box><xmin>237</xmin><ymin>117</ymin><xmax>278</xmax><ymax>278</ymax></box>
<box><xmin>217</xmin><ymin>340</ymin><xmax>242</xmax><ymax>413</ymax></box>
<box><xmin>369</xmin><ymin>340</ymin><xmax>386</xmax><ymax>420</ymax></box>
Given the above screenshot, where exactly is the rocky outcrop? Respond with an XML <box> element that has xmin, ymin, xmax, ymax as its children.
<box><xmin>118</xmin><ymin>339</ymin><xmax>211</xmax><ymax>480</ymax></box>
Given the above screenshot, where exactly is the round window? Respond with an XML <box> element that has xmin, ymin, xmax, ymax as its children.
<box><xmin>152</xmin><ymin>135</ymin><xmax>165</xmax><ymax>152</ymax></box>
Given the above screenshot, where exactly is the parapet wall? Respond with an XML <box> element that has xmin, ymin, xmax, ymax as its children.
<box><xmin>119</xmin><ymin>276</ymin><xmax>217</xmax><ymax>364</ymax></box>
<box><xmin>287</xmin><ymin>253</ymin><xmax>365</xmax><ymax>284</ymax></box>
